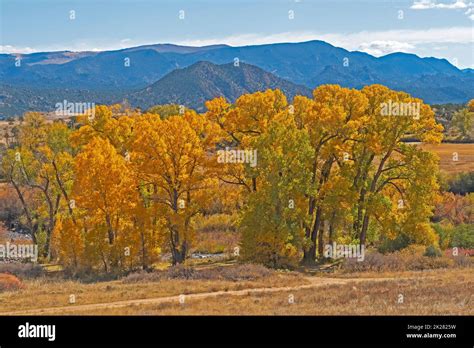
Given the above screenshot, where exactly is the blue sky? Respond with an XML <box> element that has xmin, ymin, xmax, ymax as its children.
<box><xmin>1</xmin><ymin>0</ymin><xmax>473</xmax><ymax>68</ymax></box>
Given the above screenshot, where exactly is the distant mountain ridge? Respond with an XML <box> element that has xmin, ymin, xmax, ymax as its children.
<box><xmin>0</xmin><ymin>40</ymin><xmax>472</xmax><ymax>117</ymax></box>
<box><xmin>127</xmin><ymin>61</ymin><xmax>312</xmax><ymax>111</ymax></box>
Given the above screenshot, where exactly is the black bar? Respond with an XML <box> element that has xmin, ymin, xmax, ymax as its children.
<box><xmin>0</xmin><ymin>316</ymin><xmax>472</xmax><ymax>347</ymax></box>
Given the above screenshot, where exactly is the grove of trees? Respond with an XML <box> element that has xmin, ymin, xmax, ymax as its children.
<box><xmin>1</xmin><ymin>84</ymin><xmax>462</xmax><ymax>272</ymax></box>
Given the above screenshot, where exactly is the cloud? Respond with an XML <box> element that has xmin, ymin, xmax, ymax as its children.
<box><xmin>411</xmin><ymin>0</ymin><xmax>474</xmax><ymax>19</ymax></box>
<box><xmin>175</xmin><ymin>26</ymin><xmax>473</xmax><ymax>49</ymax></box>
<box><xmin>465</xmin><ymin>7</ymin><xmax>474</xmax><ymax>19</ymax></box>
<box><xmin>411</xmin><ymin>0</ymin><xmax>469</xmax><ymax>9</ymax></box>
<box><xmin>120</xmin><ymin>38</ymin><xmax>132</xmax><ymax>48</ymax></box>
<box><xmin>0</xmin><ymin>45</ymin><xmax>36</xmax><ymax>54</ymax></box>
<box><xmin>358</xmin><ymin>41</ymin><xmax>416</xmax><ymax>56</ymax></box>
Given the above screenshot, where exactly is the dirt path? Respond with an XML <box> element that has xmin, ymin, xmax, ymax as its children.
<box><xmin>1</xmin><ymin>276</ymin><xmax>400</xmax><ymax>315</ymax></box>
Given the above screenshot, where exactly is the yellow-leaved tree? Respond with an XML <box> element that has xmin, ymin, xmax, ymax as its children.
<box><xmin>131</xmin><ymin>111</ymin><xmax>220</xmax><ymax>264</ymax></box>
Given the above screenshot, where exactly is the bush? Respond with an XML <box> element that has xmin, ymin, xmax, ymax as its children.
<box><xmin>341</xmin><ymin>247</ymin><xmax>462</xmax><ymax>273</ymax></box>
<box><xmin>194</xmin><ymin>214</ymin><xmax>237</xmax><ymax>233</ymax></box>
<box><xmin>433</xmin><ymin>192</ymin><xmax>473</xmax><ymax>225</ymax></box>
<box><xmin>343</xmin><ymin>252</ymin><xmax>401</xmax><ymax>272</ymax></box>
<box><xmin>0</xmin><ymin>263</ymin><xmax>44</xmax><ymax>278</ymax></box>
<box><xmin>62</xmin><ymin>267</ymin><xmax>123</xmax><ymax>283</ymax></box>
<box><xmin>432</xmin><ymin>223</ymin><xmax>454</xmax><ymax>249</ymax></box>
<box><xmin>0</xmin><ymin>184</ymin><xmax>23</xmax><ymax>224</ymax></box>
<box><xmin>0</xmin><ymin>273</ymin><xmax>24</xmax><ymax>292</ymax></box>
<box><xmin>377</xmin><ymin>234</ymin><xmax>411</xmax><ymax>253</ymax></box>
<box><xmin>123</xmin><ymin>264</ymin><xmax>272</xmax><ymax>283</ymax></box>
<box><xmin>424</xmin><ymin>245</ymin><xmax>442</xmax><ymax>258</ymax></box>
<box><xmin>121</xmin><ymin>270</ymin><xmax>161</xmax><ymax>283</ymax></box>
<box><xmin>208</xmin><ymin>264</ymin><xmax>272</xmax><ymax>281</ymax></box>
<box><xmin>451</xmin><ymin>224</ymin><xmax>474</xmax><ymax>248</ymax></box>
<box><xmin>165</xmin><ymin>265</ymin><xmax>196</xmax><ymax>280</ymax></box>
<box><xmin>453</xmin><ymin>254</ymin><xmax>473</xmax><ymax>267</ymax></box>
<box><xmin>185</xmin><ymin>214</ymin><xmax>240</xmax><ymax>255</ymax></box>
<box><xmin>448</xmin><ymin>172</ymin><xmax>474</xmax><ymax>195</ymax></box>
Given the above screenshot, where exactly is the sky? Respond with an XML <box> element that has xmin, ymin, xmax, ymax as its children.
<box><xmin>1</xmin><ymin>0</ymin><xmax>473</xmax><ymax>68</ymax></box>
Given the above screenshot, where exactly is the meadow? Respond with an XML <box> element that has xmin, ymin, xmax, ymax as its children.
<box><xmin>0</xmin><ymin>264</ymin><xmax>471</xmax><ymax>315</ymax></box>
<box><xmin>419</xmin><ymin>143</ymin><xmax>474</xmax><ymax>174</ymax></box>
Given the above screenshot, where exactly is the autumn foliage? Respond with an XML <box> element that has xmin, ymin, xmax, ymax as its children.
<box><xmin>1</xmin><ymin>84</ymin><xmax>448</xmax><ymax>271</ymax></box>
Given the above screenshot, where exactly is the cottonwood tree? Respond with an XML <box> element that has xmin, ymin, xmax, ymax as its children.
<box><xmin>54</xmin><ymin>136</ymin><xmax>141</xmax><ymax>272</ymax></box>
<box><xmin>347</xmin><ymin>85</ymin><xmax>443</xmax><ymax>247</ymax></box>
<box><xmin>293</xmin><ymin>85</ymin><xmax>368</xmax><ymax>263</ymax></box>
<box><xmin>55</xmin><ymin>106</ymin><xmax>162</xmax><ymax>271</ymax></box>
<box><xmin>131</xmin><ymin>111</ymin><xmax>220</xmax><ymax>264</ymax></box>
<box><xmin>239</xmin><ymin>115</ymin><xmax>313</xmax><ymax>267</ymax></box>
<box><xmin>451</xmin><ymin>100</ymin><xmax>474</xmax><ymax>139</ymax></box>
<box><xmin>1</xmin><ymin>113</ymin><xmax>74</xmax><ymax>258</ymax></box>
<box><xmin>205</xmin><ymin>90</ymin><xmax>289</xmax><ymax>192</ymax></box>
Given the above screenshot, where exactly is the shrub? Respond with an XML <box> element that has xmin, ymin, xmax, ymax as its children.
<box><xmin>342</xmin><ymin>252</ymin><xmax>401</xmax><ymax>272</ymax></box>
<box><xmin>0</xmin><ymin>184</ymin><xmax>23</xmax><ymax>224</ymax></box>
<box><xmin>0</xmin><ymin>273</ymin><xmax>24</xmax><ymax>292</ymax></box>
<box><xmin>399</xmin><ymin>244</ymin><xmax>430</xmax><ymax>256</ymax></box>
<box><xmin>424</xmin><ymin>245</ymin><xmax>442</xmax><ymax>258</ymax></box>
<box><xmin>123</xmin><ymin>264</ymin><xmax>272</xmax><ymax>283</ymax></box>
<box><xmin>165</xmin><ymin>265</ymin><xmax>196</xmax><ymax>280</ymax></box>
<box><xmin>192</xmin><ymin>230</ymin><xmax>239</xmax><ymax>255</ymax></box>
<box><xmin>0</xmin><ymin>263</ymin><xmax>44</xmax><ymax>278</ymax></box>
<box><xmin>194</xmin><ymin>214</ymin><xmax>237</xmax><ymax>233</ymax></box>
<box><xmin>377</xmin><ymin>234</ymin><xmax>411</xmax><ymax>253</ymax></box>
<box><xmin>448</xmin><ymin>172</ymin><xmax>474</xmax><ymax>195</ymax></box>
<box><xmin>206</xmin><ymin>264</ymin><xmax>272</xmax><ymax>281</ymax></box>
<box><xmin>341</xmin><ymin>247</ymin><xmax>463</xmax><ymax>273</ymax></box>
<box><xmin>432</xmin><ymin>223</ymin><xmax>454</xmax><ymax>249</ymax></box>
<box><xmin>121</xmin><ymin>270</ymin><xmax>161</xmax><ymax>284</ymax></box>
<box><xmin>62</xmin><ymin>267</ymin><xmax>123</xmax><ymax>283</ymax></box>
<box><xmin>451</xmin><ymin>224</ymin><xmax>474</xmax><ymax>248</ymax></box>
<box><xmin>434</xmin><ymin>192</ymin><xmax>473</xmax><ymax>225</ymax></box>
<box><xmin>453</xmin><ymin>254</ymin><xmax>473</xmax><ymax>267</ymax></box>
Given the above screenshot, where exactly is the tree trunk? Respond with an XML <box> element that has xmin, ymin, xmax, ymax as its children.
<box><xmin>140</xmin><ymin>230</ymin><xmax>148</xmax><ymax>270</ymax></box>
<box><xmin>360</xmin><ymin>213</ymin><xmax>370</xmax><ymax>246</ymax></box>
<box><xmin>317</xmin><ymin>221</ymin><xmax>325</xmax><ymax>257</ymax></box>
<box><xmin>302</xmin><ymin>206</ymin><xmax>323</xmax><ymax>264</ymax></box>
<box><xmin>329</xmin><ymin>212</ymin><xmax>336</xmax><ymax>245</ymax></box>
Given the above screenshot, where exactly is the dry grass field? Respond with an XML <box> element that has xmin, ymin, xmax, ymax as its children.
<box><xmin>418</xmin><ymin>143</ymin><xmax>474</xmax><ymax>174</ymax></box>
<box><xmin>0</xmin><ymin>266</ymin><xmax>307</xmax><ymax>314</ymax></box>
<box><xmin>1</xmin><ymin>267</ymin><xmax>471</xmax><ymax>315</ymax></box>
<box><xmin>87</xmin><ymin>269</ymin><xmax>474</xmax><ymax>315</ymax></box>
<box><xmin>123</xmin><ymin>268</ymin><xmax>470</xmax><ymax>316</ymax></box>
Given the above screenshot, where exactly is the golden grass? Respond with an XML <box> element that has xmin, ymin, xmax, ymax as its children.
<box><xmin>69</xmin><ymin>268</ymin><xmax>472</xmax><ymax>315</ymax></box>
<box><xmin>0</xmin><ymin>270</ymin><xmax>307</xmax><ymax>313</ymax></box>
<box><xmin>1</xmin><ymin>267</ymin><xmax>471</xmax><ymax>315</ymax></box>
<box><xmin>418</xmin><ymin>143</ymin><xmax>474</xmax><ymax>174</ymax></box>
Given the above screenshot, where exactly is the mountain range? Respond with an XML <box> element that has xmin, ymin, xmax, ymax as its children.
<box><xmin>0</xmin><ymin>40</ymin><xmax>472</xmax><ymax>117</ymax></box>
<box><xmin>128</xmin><ymin>61</ymin><xmax>311</xmax><ymax>111</ymax></box>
